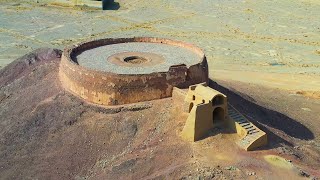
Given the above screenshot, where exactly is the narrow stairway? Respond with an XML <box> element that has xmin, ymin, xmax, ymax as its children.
<box><xmin>228</xmin><ymin>106</ymin><xmax>267</xmax><ymax>151</ymax></box>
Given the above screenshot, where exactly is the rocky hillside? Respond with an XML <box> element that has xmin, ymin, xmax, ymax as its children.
<box><xmin>0</xmin><ymin>49</ymin><xmax>319</xmax><ymax>179</ymax></box>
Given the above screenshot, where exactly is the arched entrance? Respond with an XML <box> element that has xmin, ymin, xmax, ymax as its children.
<box><xmin>212</xmin><ymin>95</ymin><xmax>224</xmax><ymax>106</ymax></box>
<box><xmin>212</xmin><ymin>107</ymin><xmax>224</xmax><ymax>124</ymax></box>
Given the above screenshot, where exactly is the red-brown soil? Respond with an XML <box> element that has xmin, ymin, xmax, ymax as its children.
<box><xmin>0</xmin><ymin>49</ymin><xmax>319</xmax><ymax>179</ymax></box>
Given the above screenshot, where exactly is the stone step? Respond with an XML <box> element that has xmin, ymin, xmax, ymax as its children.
<box><xmin>238</xmin><ymin>132</ymin><xmax>267</xmax><ymax>151</ymax></box>
<box><xmin>228</xmin><ymin>109</ymin><xmax>239</xmax><ymax>114</ymax></box>
<box><xmin>245</xmin><ymin>126</ymin><xmax>256</xmax><ymax>131</ymax></box>
<box><xmin>236</xmin><ymin>116</ymin><xmax>247</xmax><ymax>121</ymax></box>
<box><xmin>228</xmin><ymin>105</ymin><xmax>267</xmax><ymax>151</ymax></box>
<box><xmin>229</xmin><ymin>113</ymin><xmax>242</xmax><ymax>119</ymax></box>
<box><xmin>243</xmin><ymin>126</ymin><xmax>252</xmax><ymax>130</ymax></box>
<box><xmin>235</xmin><ymin>119</ymin><xmax>246</xmax><ymax>123</ymax></box>
<box><xmin>242</xmin><ymin>124</ymin><xmax>252</xmax><ymax>128</ymax></box>
<box><xmin>244</xmin><ymin>126</ymin><xmax>254</xmax><ymax>131</ymax></box>
<box><xmin>244</xmin><ymin>135</ymin><xmax>257</xmax><ymax>141</ymax></box>
<box><xmin>239</xmin><ymin>122</ymin><xmax>249</xmax><ymax>126</ymax></box>
<box><xmin>247</xmin><ymin>132</ymin><xmax>262</xmax><ymax>139</ymax></box>
<box><xmin>230</xmin><ymin>116</ymin><xmax>249</xmax><ymax>123</ymax></box>
<box><xmin>248</xmin><ymin>130</ymin><xmax>260</xmax><ymax>135</ymax></box>
<box><xmin>230</xmin><ymin>115</ymin><xmax>238</xmax><ymax>118</ymax></box>
<box><xmin>237</xmin><ymin>120</ymin><xmax>247</xmax><ymax>124</ymax></box>
<box><xmin>248</xmin><ymin>128</ymin><xmax>258</xmax><ymax>133</ymax></box>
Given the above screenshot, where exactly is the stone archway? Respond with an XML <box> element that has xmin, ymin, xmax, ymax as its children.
<box><xmin>212</xmin><ymin>95</ymin><xmax>224</xmax><ymax>106</ymax></box>
<box><xmin>212</xmin><ymin>107</ymin><xmax>224</xmax><ymax>124</ymax></box>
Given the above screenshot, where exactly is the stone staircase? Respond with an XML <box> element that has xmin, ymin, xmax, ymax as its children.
<box><xmin>228</xmin><ymin>106</ymin><xmax>267</xmax><ymax>151</ymax></box>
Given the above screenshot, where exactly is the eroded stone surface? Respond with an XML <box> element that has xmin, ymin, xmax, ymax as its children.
<box><xmin>76</xmin><ymin>42</ymin><xmax>200</xmax><ymax>74</ymax></box>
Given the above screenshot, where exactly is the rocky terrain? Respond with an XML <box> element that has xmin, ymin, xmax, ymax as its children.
<box><xmin>0</xmin><ymin>0</ymin><xmax>319</xmax><ymax>179</ymax></box>
<box><xmin>0</xmin><ymin>49</ymin><xmax>319</xmax><ymax>179</ymax></box>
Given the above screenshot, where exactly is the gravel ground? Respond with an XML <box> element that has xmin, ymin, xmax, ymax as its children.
<box><xmin>76</xmin><ymin>42</ymin><xmax>200</xmax><ymax>74</ymax></box>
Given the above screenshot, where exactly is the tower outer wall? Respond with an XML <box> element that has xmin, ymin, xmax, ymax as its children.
<box><xmin>59</xmin><ymin>37</ymin><xmax>208</xmax><ymax>105</ymax></box>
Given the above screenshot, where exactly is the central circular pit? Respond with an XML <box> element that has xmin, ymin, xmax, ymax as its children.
<box><xmin>107</xmin><ymin>51</ymin><xmax>165</xmax><ymax>68</ymax></box>
<box><xmin>123</xmin><ymin>56</ymin><xmax>147</xmax><ymax>64</ymax></box>
<box><xmin>59</xmin><ymin>37</ymin><xmax>208</xmax><ymax>105</ymax></box>
<box><xmin>76</xmin><ymin>42</ymin><xmax>202</xmax><ymax>74</ymax></box>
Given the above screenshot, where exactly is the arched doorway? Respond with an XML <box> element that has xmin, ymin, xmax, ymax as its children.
<box><xmin>212</xmin><ymin>95</ymin><xmax>224</xmax><ymax>106</ymax></box>
<box><xmin>212</xmin><ymin>107</ymin><xmax>224</xmax><ymax>124</ymax></box>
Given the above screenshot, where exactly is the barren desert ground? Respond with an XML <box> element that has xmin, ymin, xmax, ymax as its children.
<box><xmin>0</xmin><ymin>0</ymin><xmax>319</xmax><ymax>179</ymax></box>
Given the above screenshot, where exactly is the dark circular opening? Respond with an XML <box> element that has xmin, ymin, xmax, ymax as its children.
<box><xmin>123</xmin><ymin>56</ymin><xmax>148</xmax><ymax>64</ymax></box>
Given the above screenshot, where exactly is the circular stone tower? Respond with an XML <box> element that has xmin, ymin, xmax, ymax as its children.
<box><xmin>59</xmin><ymin>37</ymin><xmax>208</xmax><ymax>106</ymax></box>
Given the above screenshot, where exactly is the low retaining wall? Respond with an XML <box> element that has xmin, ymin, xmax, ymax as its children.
<box><xmin>59</xmin><ymin>37</ymin><xmax>208</xmax><ymax>105</ymax></box>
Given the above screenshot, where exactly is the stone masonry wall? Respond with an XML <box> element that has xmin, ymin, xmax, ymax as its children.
<box><xmin>59</xmin><ymin>37</ymin><xmax>208</xmax><ymax>106</ymax></box>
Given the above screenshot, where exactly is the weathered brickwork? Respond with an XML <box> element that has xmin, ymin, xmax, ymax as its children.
<box><xmin>59</xmin><ymin>37</ymin><xmax>208</xmax><ymax>105</ymax></box>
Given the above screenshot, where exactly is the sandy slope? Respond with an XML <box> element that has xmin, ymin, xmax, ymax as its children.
<box><xmin>0</xmin><ymin>49</ymin><xmax>319</xmax><ymax>179</ymax></box>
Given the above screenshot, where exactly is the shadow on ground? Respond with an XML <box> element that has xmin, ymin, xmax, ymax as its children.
<box><xmin>102</xmin><ymin>0</ymin><xmax>120</xmax><ymax>10</ymax></box>
<box><xmin>208</xmin><ymin>79</ymin><xmax>314</xmax><ymax>148</ymax></box>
